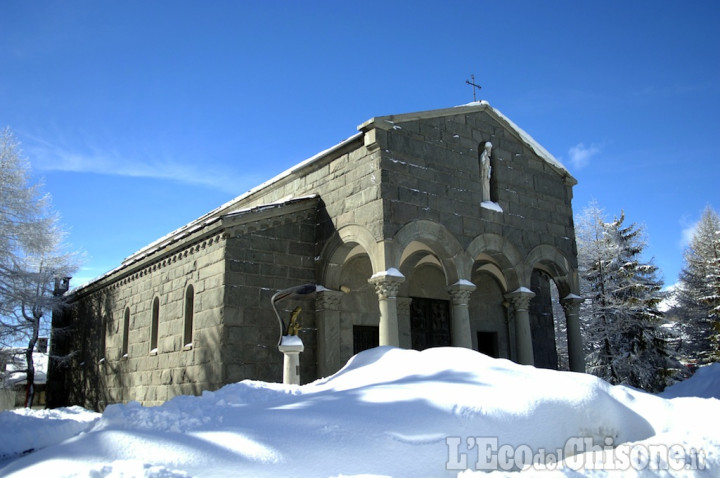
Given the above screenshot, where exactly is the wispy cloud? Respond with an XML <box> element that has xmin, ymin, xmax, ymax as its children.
<box><xmin>679</xmin><ymin>218</ymin><xmax>699</xmax><ymax>249</ymax></box>
<box><xmin>23</xmin><ymin>135</ymin><xmax>260</xmax><ymax>195</ymax></box>
<box><xmin>567</xmin><ymin>142</ymin><xmax>601</xmax><ymax>170</ymax></box>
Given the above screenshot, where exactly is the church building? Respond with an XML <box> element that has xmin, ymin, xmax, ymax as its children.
<box><xmin>48</xmin><ymin>102</ymin><xmax>584</xmax><ymax>410</ymax></box>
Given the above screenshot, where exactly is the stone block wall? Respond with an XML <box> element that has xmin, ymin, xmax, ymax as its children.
<box><xmin>57</xmin><ymin>231</ymin><xmax>227</xmax><ymax>409</ymax></box>
<box><xmin>230</xmin><ymin>139</ymin><xmax>384</xmax><ymax>244</ymax></box>
<box><xmin>374</xmin><ymin>111</ymin><xmax>576</xmax><ymax>261</ymax></box>
<box><xmin>222</xmin><ymin>206</ymin><xmax>319</xmax><ymax>384</ymax></box>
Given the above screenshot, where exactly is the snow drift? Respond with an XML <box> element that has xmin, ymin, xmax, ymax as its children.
<box><xmin>660</xmin><ymin>362</ymin><xmax>720</xmax><ymax>400</ymax></box>
<box><xmin>0</xmin><ymin>347</ymin><xmax>718</xmax><ymax>477</ymax></box>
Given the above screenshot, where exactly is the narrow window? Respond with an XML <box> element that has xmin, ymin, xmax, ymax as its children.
<box><xmin>122</xmin><ymin>307</ymin><xmax>130</xmax><ymax>358</ymax></box>
<box><xmin>150</xmin><ymin>297</ymin><xmax>159</xmax><ymax>353</ymax></box>
<box><xmin>184</xmin><ymin>285</ymin><xmax>194</xmax><ymax>348</ymax></box>
<box><xmin>99</xmin><ymin>315</ymin><xmax>107</xmax><ymax>364</ymax></box>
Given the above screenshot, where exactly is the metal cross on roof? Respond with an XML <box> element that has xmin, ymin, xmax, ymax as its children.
<box><xmin>465</xmin><ymin>74</ymin><xmax>482</xmax><ymax>102</ymax></box>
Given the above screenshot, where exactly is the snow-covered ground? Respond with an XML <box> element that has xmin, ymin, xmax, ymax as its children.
<box><xmin>0</xmin><ymin>347</ymin><xmax>718</xmax><ymax>477</ymax></box>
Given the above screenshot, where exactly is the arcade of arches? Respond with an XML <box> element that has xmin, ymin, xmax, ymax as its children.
<box><xmin>315</xmin><ymin>220</ymin><xmax>584</xmax><ymax>378</ymax></box>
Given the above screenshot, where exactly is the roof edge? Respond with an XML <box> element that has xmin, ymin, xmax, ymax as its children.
<box><xmin>70</xmin><ymin>196</ymin><xmax>322</xmax><ymax>296</ymax></box>
<box><xmin>358</xmin><ymin>101</ymin><xmax>491</xmax><ymax>132</ymax></box>
<box><xmin>359</xmin><ymin>100</ymin><xmax>577</xmax><ymax>186</ymax></box>
<box><xmin>123</xmin><ymin>133</ymin><xmax>362</xmax><ymax>264</ymax></box>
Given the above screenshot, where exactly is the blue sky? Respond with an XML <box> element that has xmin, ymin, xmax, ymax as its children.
<box><xmin>1</xmin><ymin>1</ymin><xmax>718</xmax><ymax>289</ymax></box>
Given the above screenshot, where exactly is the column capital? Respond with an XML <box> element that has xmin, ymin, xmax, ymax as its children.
<box><xmin>368</xmin><ymin>270</ymin><xmax>405</xmax><ymax>299</ymax></box>
<box><xmin>315</xmin><ymin>290</ymin><xmax>345</xmax><ymax>311</ymax></box>
<box><xmin>447</xmin><ymin>280</ymin><xmax>476</xmax><ymax>305</ymax></box>
<box><xmin>560</xmin><ymin>293</ymin><xmax>584</xmax><ymax>308</ymax></box>
<box><xmin>505</xmin><ymin>287</ymin><xmax>535</xmax><ymax>311</ymax></box>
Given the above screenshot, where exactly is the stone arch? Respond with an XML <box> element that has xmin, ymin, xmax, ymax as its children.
<box><xmin>316</xmin><ymin>224</ymin><xmax>381</xmax><ymax>375</ymax></box>
<box><xmin>397</xmin><ymin>242</ymin><xmax>447</xmax><ymax>298</ymax></box>
<box><xmin>389</xmin><ymin>221</ymin><xmax>474</xmax><ymax>351</ymax></box>
<box><xmin>392</xmin><ymin>220</ymin><xmax>469</xmax><ymax>286</ymax></box>
<box><xmin>466</xmin><ymin>233</ymin><xmax>523</xmax><ymax>291</ymax></box>
<box><xmin>524</xmin><ymin>244</ymin><xmax>582</xmax><ymax>371</ymax></box>
<box><xmin>524</xmin><ymin>244</ymin><xmax>576</xmax><ymax>297</ymax></box>
<box><xmin>319</xmin><ymin>224</ymin><xmax>380</xmax><ymax>290</ymax></box>
<box><xmin>464</xmin><ymin>233</ymin><xmax>525</xmax><ymax>360</ymax></box>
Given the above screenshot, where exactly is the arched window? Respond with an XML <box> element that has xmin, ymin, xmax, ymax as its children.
<box><xmin>122</xmin><ymin>307</ymin><xmax>130</xmax><ymax>358</ymax></box>
<box><xmin>150</xmin><ymin>297</ymin><xmax>159</xmax><ymax>353</ymax></box>
<box><xmin>184</xmin><ymin>285</ymin><xmax>194</xmax><ymax>347</ymax></box>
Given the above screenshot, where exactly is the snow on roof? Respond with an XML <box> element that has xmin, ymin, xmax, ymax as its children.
<box><xmin>69</xmin><ymin>133</ymin><xmax>362</xmax><ymax>294</ymax></box>
<box><xmin>2</xmin><ymin>351</ymin><xmax>48</xmax><ymax>386</ymax></box>
<box><xmin>484</xmin><ymin>103</ymin><xmax>573</xmax><ymax>178</ymax></box>
<box><xmin>71</xmin><ymin>193</ymin><xmax>324</xmax><ymax>293</ymax></box>
<box><xmin>223</xmin><ymin>194</ymin><xmax>319</xmax><ymax>217</ymax></box>
<box><xmin>361</xmin><ymin>100</ymin><xmax>576</xmax><ymax>185</ymax></box>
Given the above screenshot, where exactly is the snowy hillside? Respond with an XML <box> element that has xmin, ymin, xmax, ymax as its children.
<box><xmin>0</xmin><ymin>347</ymin><xmax>718</xmax><ymax>477</ymax></box>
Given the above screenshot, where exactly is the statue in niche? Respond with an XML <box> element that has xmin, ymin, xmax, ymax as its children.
<box><xmin>480</xmin><ymin>141</ymin><xmax>492</xmax><ymax>202</ymax></box>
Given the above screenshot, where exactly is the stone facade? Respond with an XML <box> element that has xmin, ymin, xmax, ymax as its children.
<box><xmin>48</xmin><ymin>102</ymin><xmax>583</xmax><ymax>410</ymax></box>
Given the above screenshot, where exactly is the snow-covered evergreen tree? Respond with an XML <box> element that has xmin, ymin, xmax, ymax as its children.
<box><xmin>576</xmin><ymin>201</ymin><xmax>680</xmax><ymax>392</ymax></box>
<box><xmin>675</xmin><ymin>205</ymin><xmax>720</xmax><ymax>363</ymax></box>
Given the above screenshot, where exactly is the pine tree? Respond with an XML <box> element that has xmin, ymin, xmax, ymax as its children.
<box><xmin>675</xmin><ymin>205</ymin><xmax>720</xmax><ymax>363</ymax></box>
<box><xmin>576</xmin><ymin>202</ymin><xmax>679</xmax><ymax>392</ymax></box>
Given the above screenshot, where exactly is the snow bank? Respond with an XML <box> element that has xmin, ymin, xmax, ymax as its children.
<box><xmin>0</xmin><ymin>406</ymin><xmax>99</xmax><ymax>459</ymax></box>
<box><xmin>0</xmin><ymin>348</ymin><xmax>718</xmax><ymax>477</ymax></box>
<box><xmin>660</xmin><ymin>363</ymin><xmax>720</xmax><ymax>399</ymax></box>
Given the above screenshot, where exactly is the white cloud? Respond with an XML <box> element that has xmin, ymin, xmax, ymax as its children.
<box><xmin>23</xmin><ymin>136</ymin><xmax>258</xmax><ymax>195</ymax></box>
<box><xmin>567</xmin><ymin>142</ymin><xmax>601</xmax><ymax>170</ymax></box>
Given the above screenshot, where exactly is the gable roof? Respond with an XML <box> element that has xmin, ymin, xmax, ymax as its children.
<box><xmin>359</xmin><ymin>101</ymin><xmax>576</xmax><ymax>186</ymax></box>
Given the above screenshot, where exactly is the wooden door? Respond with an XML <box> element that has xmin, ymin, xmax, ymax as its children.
<box><xmin>410</xmin><ymin>298</ymin><xmax>451</xmax><ymax>350</ymax></box>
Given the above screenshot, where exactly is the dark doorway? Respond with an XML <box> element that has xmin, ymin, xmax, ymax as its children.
<box><xmin>353</xmin><ymin>325</ymin><xmax>379</xmax><ymax>355</ymax></box>
<box><xmin>476</xmin><ymin>331</ymin><xmax>499</xmax><ymax>358</ymax></box>
<box><xmin>529</xmin><ymin>270</ymin><xmax>559</xmax><ymax>370</ymax></box>
<box><xmin>410</xmin><ymin>298</ymin><xmax>451</xmax><ymax>350</ymax></box>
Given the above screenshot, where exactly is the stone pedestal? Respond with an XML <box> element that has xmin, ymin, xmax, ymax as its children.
<box><xmin>279</xmin><ymin>335</ymin><xmax>304</xmax><ymax>385</ymax></box>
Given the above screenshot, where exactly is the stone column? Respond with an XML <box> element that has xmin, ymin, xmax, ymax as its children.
<box><xmin>505</xmin><ymin>288</ymin><xmax>536</xmax><ymax>366</ymax></box>
<box><xmin>396</xmin><ymin>297</ymin><xmax>413</xmax><ymax>349</ymax></box>
<box><xmin>368</xmin><ymin>270</ymin><xmax>405</xmax><ymax>347</ymax></box>
<box><xmin>561</xmin><ymin>294</ymin><xmax>586</xmax><ymax>373</ymax></box>
<box><xmin>315</xmin><ymin>290</ymin><xmax>345</xmax><ymax>378</ymax></box>
<box><xmin>447</xmin><ymin>281</ymin><xmax>476</xmax><ymax>349</ymax></box>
